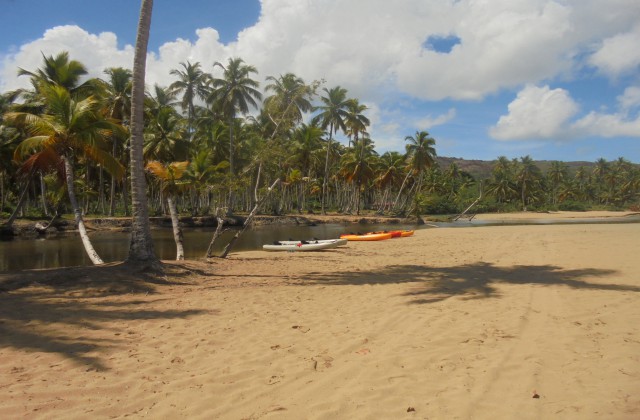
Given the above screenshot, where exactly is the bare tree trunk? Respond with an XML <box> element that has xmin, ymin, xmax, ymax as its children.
<box><xmin>63</xmin><ymin>156</ymin><xmax>104</xmax><ymax>265</ymax></box>
<box><xmin>218</xmin><ymin>179</ymin><xmax>280</xmax><ymax>258</ymax></box>
<box><xmin>167</xmin><ymin>196</ymin><xmax>184</xmax><ymax>260</ymax></box>
<box><xmin>205</xmin><ymin>208</ymin><xmax>227</xmax><ymax>258</ymax></box>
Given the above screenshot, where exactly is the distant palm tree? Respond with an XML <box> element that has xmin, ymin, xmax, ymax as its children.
<box><xmin>6</xmin><ymin>85</ymin><xmax>124</xmax><ymax>264</ymax></box>
<box><xmin>394</xmin><ymin>131</ymin><xmax>437</xmax><ymax>212</ymax></box>
<box><xmin>375</xmin><ymin>151</ymin><xmax>405</xmax><ymax>213</ymax></box>
<box><xmin>263</xmin><ymin>73</ymin><xmax>316</xmax><ymax>139</ymax></box>
<box><xmin>18</xmin><ymin>51</ymin><xmax>93</xmax><ymax>97</ymax></box>
<box><xmin>312</xmin><ymin>86</ymin><xmax>350</xmax><ymax>214</ymax></box>
<box><xmin>127</xmin><ymin>0</ymin><xmax>158</xmax><ymax>266</ymax></box>
<box><xmin>547</xmin><ymin>161</ymin><xmax>568</xmax><ymax>205</ymax></box>
<box><xmin>516</xmin><ymin>155</ymin><xmax>542</xmax><ymax>211</ymax></box>
<box><xmin>208</xmin><ymin>57</ymin><xmax>262</xmax><ymax>211</ymax></box>
<box><xmin>169</xmin><ymin>61</ymin><xmax>210</xmax><ymax>140</ymax></box>
<box><xmin>340</xmin><ymin>135</ymin><xmax>377</xmax><ymax>214</ymax></box>
<box><xmin>344</xmin><ymin>99</ymin><xmax>369</xmax><ymax>148</ymax></box>
<box><xmin>101</xmin><ymin>67</ymin><xmax>132</xmax><ymax>215</ymax></box>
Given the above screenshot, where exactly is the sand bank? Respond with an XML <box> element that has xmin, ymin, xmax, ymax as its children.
<box><xmin>1</xmin><ymin>213</ymin><xmax>639</xmax><ymax>419</ymax></box>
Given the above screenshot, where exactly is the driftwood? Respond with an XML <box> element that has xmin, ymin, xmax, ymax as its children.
<box><xmin>34</xmin><ymin>211</ymin><xmax>60</xmax><ymax>234</ymax></box>
<box><xmin>217</xmin><ymin>178</ymin><xmax>280</xmax><ymax>258</ymax></box>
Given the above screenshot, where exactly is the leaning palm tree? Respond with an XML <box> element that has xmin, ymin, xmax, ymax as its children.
<box><xmin>5</xmin><ymin>84</ymin><xmax>124</xmax><ymax>265</ymax></box>
<box><xmin>312</xmin><ymin>86</ymin><xmax>350</xmax><ymax>214</ymax></box>
<box><xmin>208</xmin><ymin>57</ymin><xmax>262</xmax><ymax>212</ymax></box>
<box><xmin>169</xmin><ymin>61</ymin><xmax>210</xmax><ymax>140</ymax></box>
<box><xmin>127</xmin><ymin>0</ymin><xmax>158</xmax><ymax>266</ymax></box>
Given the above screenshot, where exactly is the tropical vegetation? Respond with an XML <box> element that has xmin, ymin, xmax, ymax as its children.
<box><xmin>1</xmin><ymin>51</ymin><xmax>639</xmax><ymax>253</ymax></box>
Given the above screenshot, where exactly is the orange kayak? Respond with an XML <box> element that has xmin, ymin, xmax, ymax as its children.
<box><xmin>371</xmin><ymin>230</ymin><xmax>415</xmax><ymax>238</ymax></box>
<box><xmin>339</xmin><ymin>232</ymin><xmax>393</xmax><ymax>241</ymax></box>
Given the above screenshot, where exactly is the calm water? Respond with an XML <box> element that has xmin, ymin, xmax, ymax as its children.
<box><xmin>0</xmin><ymin>223</ymin><xmax>419</xmax><ymax>271</ymax></box>
<box><xmin>3</xmin><ymin>215</ymin><xmax>638</xmax><ymax>272</ymax></box>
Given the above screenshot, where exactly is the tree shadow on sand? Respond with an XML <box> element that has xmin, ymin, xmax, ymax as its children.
<box><xmin>301</xmin><ymin>262</ymin><xmax>640</xmax><ymax>304</ymax></box>
<box><xmin>0</xmin><ymin>262</ymin><xmax>212</xmax><ymax>371</ymax></box>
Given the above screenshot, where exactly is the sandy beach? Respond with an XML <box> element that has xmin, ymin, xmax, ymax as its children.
<box><xmin>1</xmin><ymin>211</ymin><xmax>639</xmax><ymax>419</ymax></box>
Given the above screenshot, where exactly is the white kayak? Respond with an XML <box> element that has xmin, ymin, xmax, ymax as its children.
<box><xmin>275</xmin><ymin>238</ymin><xmax>348</xmax><ymax>247</ymax></box>
<box><xmin>262</xmin><ymin>238</ymin><xmax>346</xmax><ymax>252</ymax></box>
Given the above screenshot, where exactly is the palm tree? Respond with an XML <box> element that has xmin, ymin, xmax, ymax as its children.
<box><xmin>516</xmin><ymin>155</ymin><xmax>542</xmax><ymax>211</ymax></box>
<box><xmin>312</xmin><ymin>86</ymin><xmax>350</xmax><ymax>214</ymax></box>
<box><xmin>143</xmin><ymin>106</ymin><xmax>188</xmax><ymax>162</ymax></box>
<box><xmin>208</xmin><ymin>57</ymin><xmax>262</xmax><ymax>212</ymax></box>
<box><xmin>344</xmin><ymin>99</ymin><xmax>370</xmax><ymax>148</ymax></box>
<box><xmin>6</xmin><ymin>84</ymin><xmax>124</xmax><ymax>265</ymax></box>
<box><xmin>127</xmin><ymin>0</ymin><xmax>158</xmax><ymax>266</ymax></box>
<box><xmin>146</xmin><ymin>161</ymin><xmax>189</xmax><ymax>260</ymax></box>
<box><xmin>375</xmin><ymin>151</ymin><xmax>405</xmax><ymax>213</ymax></box>
<box><xmin>169</xmin><ymin>61</ymin><xmax>210</xmax><ymax>140</ymax></box>
<box><xmin>263</xmin><ymin>73</ymin><xmax>316</xmax><ymax>139</ymax></box>
<box><xmin>340</xmin><ymin>135</ymin><xmax>377</xmax><ymax>214</ymax></box>
<box><xmin>394</xmin><ymin>131</ymin><xmax>437</xmax><ymax>212</ymax></box>
<box><xmin>101</xmin><ymin>67</ymin><xmax>132</xmax><ymax>215</ymax></box>
<box><xmin>17</xmin><ymin>51</ymin><xmax>93</xmax><ymax>98</ymax></box>
<box><xmin>547</xmin><ymin>161</ymin><xmax>568</xmax><ymax>206</ymax></box>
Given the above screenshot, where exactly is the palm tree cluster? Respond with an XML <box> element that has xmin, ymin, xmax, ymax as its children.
<box><xmin>1</xmin><ymin>51</ymin><xmax>639</xmax><ymax>247</ymax></box>
<box><xmin>482</xmin><ymin>156</ymin><xmax>640</xmax><ymax>212</ymax></box>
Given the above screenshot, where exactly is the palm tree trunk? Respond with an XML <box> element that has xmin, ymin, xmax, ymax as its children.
<box><xmin>0</xmin><ymin>172</ymin><xmax>4</xmax><ymax>216</ymax></box>
<box><xmin>392</xmin><ymin>170</ymin><xmax>412</xmax><ymax>210</ymax></box>
<box><xmin>127</xmin><ymin>0</ymin><xmax>158</xmax><ymax>265</ymax></box>
<box><xmin>167</xmin><ymin>196</ymin><xmax>184</xmax><ymax>260</ymax></box>
<box><xmin>63</xmin><ymin>156</ymin><xmax>104</xmax><ymax>265</ymax></box>
<box><xmin>321</xmin><ymin>125</ymin><xmax>334</xmax><ymax>215</ymax></box>
<box><xmin>40</xmin><ymin>172</ymin><xmax>49</xmax><ymax>216</ymax></box>
<box><xmin>228</xmin><ymin>116</ymin><xmax>235</xmax><ymax>213</ymax></box>
<box><xmin>4</xmin><ymin>170</ymin><xmax>34</xmax><ymax>228</ymax></box>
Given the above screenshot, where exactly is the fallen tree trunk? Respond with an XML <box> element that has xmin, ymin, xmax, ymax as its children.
<box><xmin>217</xmin><ymin>178</ymin><xmax>280</xmax><ymax>259</ymax></box>
<box><xmin>205</xmin><ymin>208</ymin><xmax>228</xmax><ymax>259</ymax></box>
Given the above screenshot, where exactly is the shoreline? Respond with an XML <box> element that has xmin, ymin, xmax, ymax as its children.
<box><xmin>2</xmin><ymin>210</ymin><xmax>637</xmax><ymax>240</ymax></box>
<box><xmin>0</xmin><ymin>218</ymin><xmax>639</xmax><ymax>418</ymax></box>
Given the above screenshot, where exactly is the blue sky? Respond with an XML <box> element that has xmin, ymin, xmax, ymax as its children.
<box><xmin>1</xmin><ymin>0</ymin><xmax>639</xmax><ymax>163</ymax></box>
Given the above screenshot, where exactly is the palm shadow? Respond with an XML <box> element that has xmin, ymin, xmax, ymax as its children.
<box><xmin>0</xmin><ymin>262</ymin><xmax>212</xmax><ymax>371</ymax></box>
<box><xmin>300</xmin><ymin>262</ymin><xmax>638</xmax><ymax>304</ymax></box>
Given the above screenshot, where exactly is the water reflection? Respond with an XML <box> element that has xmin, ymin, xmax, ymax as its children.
<box><xmin>0</xmin><ymin>223</ymin><xmax>417</xmax><ymax>271</ymax></box>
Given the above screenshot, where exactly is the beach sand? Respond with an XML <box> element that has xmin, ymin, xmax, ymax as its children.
<box><xmin>1</xmin><ymin>212</ymin><xmax>639</xmax><ymax>419</ymax></box>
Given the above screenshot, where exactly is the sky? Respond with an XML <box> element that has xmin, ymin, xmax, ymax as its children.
<box><xmin>1</xmin><ymin>0</ymin><xmax>640</xmax><ymax>163</ymax></box>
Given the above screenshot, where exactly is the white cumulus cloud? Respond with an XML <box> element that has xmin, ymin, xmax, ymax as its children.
<box><xmin>588</xmin><ymin>24</ymin><xmax>640</xmax><ymax>77</ymax></box>
<box><xmin>491</xmin><ymin>84</ymin><xmax>640</xmax><ymax>141</ymax></box>
<box><xmin>489</xmin><ymin>85</ymin><xmax>579</xmax><ymax>140</ymax></box>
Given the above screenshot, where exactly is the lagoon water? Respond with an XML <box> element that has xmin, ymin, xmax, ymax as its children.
<box><xmin>3</xmin><ymin>215</ymin><xmax>638</xmax><ymax>272</ymax></box>
<box><xmin>0</xmin><ymin>223</ymin><xmax>418</xmax><ymax>271</ymax></box>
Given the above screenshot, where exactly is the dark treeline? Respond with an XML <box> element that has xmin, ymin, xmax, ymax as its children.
<box><xmin>1</xmin><ymin>52</ymin><xmax>639</xmax><ymax>229</ymax></box>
